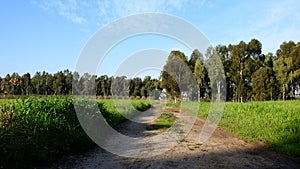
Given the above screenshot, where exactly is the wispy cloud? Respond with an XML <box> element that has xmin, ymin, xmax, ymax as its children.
<box><xmin>221</xmin><ymin>0</ymin><xmax>300</xmax><ymax>53</ymax></box>
<box><xmin>33</xmin><ymin>0</ymin><xmax>206</xmax><ymax>25</ymax></box>
<box><xmin>254</xmin><ymin>0</ymin><xmax>300</xmax><ymax>30</ymax></box>
<box><xmin>254</xmin><ymin>0</ymin><xmax>300</xmax><ymax>53</ymax></box>
<box><xmin>33</xmin><ymin>0</ymin><xmax>87</xmax><ymax>24</ymax></box>
<box><xmin>96</xmin><ymin>0</ymin><xmax>189</xmax><ymax>24</ymax></box>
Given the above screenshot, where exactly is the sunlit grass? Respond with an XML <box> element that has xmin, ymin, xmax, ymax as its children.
<box><xmin>147</xmin><ymin>112</ymin><xmax>177</xmax><ymax>130</ymax></box>
<box><xmin>0</xmin><ymin>97</ymin><xmax>151</xmax><ymax>169</ymax></box>
<box><xmin>171</xmin><ymin>100</ymin><xmax>300</xmax><ymax>156</ymax></box>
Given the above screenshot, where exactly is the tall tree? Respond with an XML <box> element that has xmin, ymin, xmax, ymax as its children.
<box><xmin>264</xmin><ymin>52</ymin><xmax>277</xmax><ymax>68</ymax></box>
<box><xmin>111</xmin><ymin>76</ymin><xmax>128</xmax><ymax>97</ymax></box>
<box><xmin>141</xmin><ymin>76</ymin><xmax>154</xmax><ymax>97</ymax></box>
<box><xmin>252</xmin><ymin>67</ymin><xmax>278</xmax><ymax>101</ymax></box>
<box><xmin>99</xmin><ymin>75</ymin><xmax>110</xmax><ymax>96</ymax></box>
<box><xmin>79</xmin><ymin>73</ymin><xmax>96</xmax><ymax>95</ymax></box>
<box><xmin>21</xmin><ymin>73</ymin><xmax>33</xmax><ymax>95</ymax></box>
<box><xmin>72</xmin><ymin>71</ymin><xmax>82</xmax><ymax>95</ymax></box>
<box><xmin>215</xmin><ymin>45</ymin><xmax>232</xmax><ymax>101</ymax></box>
<box><xmin>129</xmin><ymin>77</ymin><xmax>142</xmax><ymax>97</ymax></box>
<box><xmin>44</xmin><ymin>72</ymin><xmax>54</xmax><ymax>95</ymax></box>
<box><xmin>10</xmin><ymin>73</ymin><xmax>22</xmax><ymax>95</ymax></box>
<box><xmin>32</xmin><ymin>72</ymin><xmax>42</xmax><ymax>94</ymax></box>
<box><xmin>53</xmin><ymin>71</ymin><xmax>65</xmax><ymax>95</ymax></box>
<box><xmin>227</xmin><ymin>39</ymin><xmax>263</xmax><ymax>102</ymax></box>
<box><xmin>205</xmin><ymin>46</ymin><xmax>226</xmax><ymax>102</ymax></box>
<box><xmin>2</xmin><ymin>74</ymin><xmax>11</xmax><ymax>97</ymax></box>
<box><xmin>64</xmin><ymin>69</ymin><xmax>73</xmax><ymax>95</ymax></box>
<box><xmin>188</xmin><ymin>49</ymin><xmax>203</xmax><ymax>73</ymax></box>
<box><xmin>274</xmin><ymin>41</ymin><xmax>298</xmax><ymax>100</ymax></box>
<box><xmin>194</xmin><ymin>59</ymin><xmax>206</xmax><ymax>101</ymax></box>
<box><xmin>161</xmin><ymin>50</ymin><xmax>190</xmax><ymax>103</ymax></box>
<box><xmin>96</xmin><ymin>76</ymin><xmax>103</xmax><ymax>96</ymax></box>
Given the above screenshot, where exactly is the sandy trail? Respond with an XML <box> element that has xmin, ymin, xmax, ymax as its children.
<box><xmin>44</xmin><ymin>105</ymin><xmax>300</xmax><ymax>169</ymax></box>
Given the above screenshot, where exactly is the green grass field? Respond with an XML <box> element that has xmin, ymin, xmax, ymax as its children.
<box><xmin>180</xmin><ymin>100</ymin><xmax>300</xmax><ymax>156</ymax></box>
<box><xmin>97</xmin><ymin>99</ymin><xmax>151</xmax><ymax>126</ymax></box>
<box><xmin>1</xmin><ymin>97</ymin><xmax>299</xmax><ymax>168</ymax></box>
<box><xmin>0</xmin><ymin>97</ymin><xmax>150</xmax><ymax>169</ymax></box>
<box><xmin>147</xmin><ymin>112</ymin><xmax>177</xmax><ymax>130</ymax></box>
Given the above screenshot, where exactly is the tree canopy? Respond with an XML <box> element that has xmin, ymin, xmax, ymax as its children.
<box><xmin>1</xmin><ymin>39</ymin><xmax>300</xmax><ymax>102</ymax></box>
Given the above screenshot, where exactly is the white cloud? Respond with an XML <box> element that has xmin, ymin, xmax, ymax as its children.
<box><xmin>222</xmin><ymin>0</ymin><xmax>300</xmax><ymax>53</ymax></box>
<box><xmin>254</xmin><ymin>0</ymin><xmax>300</xmax><ymax>30</ymax></box>
<box><xmin>34</xmin><ymin>0</ymin><xmax>206</xmax><ymax>25</ymax></box>
<box><xmin>95</xmin><ymin>0</ymin><xmax>193</xmax><ymax>25</ymax></box>
<box><xmin>255</xmin><ymin>0</ymin><xmax>300</xmax><ymax>53</ymax></box>
<box><xmin>34</xmin><ymin>0</ymin><xmax>87</xmax><ymax>24</ymax></box>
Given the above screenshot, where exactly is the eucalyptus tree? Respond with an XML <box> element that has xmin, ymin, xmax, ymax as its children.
<box><xmin>161</xmin><ymin>50</ymin><xmax>190</xmax><ymax>103</ymax></box>
<box><xmin>274</xmin><ymin>41</ymin><xmax>300</xmax><ymax>100</ymax></box>
<box><xmin>205</xmin><ymin>46</ymin><xmax>226</xmax><ymax>102</ymax></box>
<box><xmin>194</xmin><ymin>59</ymin><xmax>206</xmax><ymax>101</ymax></box>
<box><xmin>252</xmin><ymin>67</ymin><xmax>278</xmax><ymax>101</ymax></box>
<box><xmin>21</xmin><ymin>73</ymin><xmax>33</xmax><ymax>95</ymax></box>
<box><xmin>10</xmin><ymin>73</ymin><xmax>22</xmax><ymax>95</ymax></box>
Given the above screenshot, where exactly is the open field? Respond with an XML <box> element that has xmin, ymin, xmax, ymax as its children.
<box><xmin>1</xmin><ymin>98</ymin><xmax>299</xmax><ymax>168</ymax></box>
<box><xmin>0</xmin><ymin>97</ymin><xmax>150</xmax><ymax>169</ymax></box>
<box><xmin>175</xmin><ymin>100</ymin><xmax>300</xmax><ymax>156</ymax></box>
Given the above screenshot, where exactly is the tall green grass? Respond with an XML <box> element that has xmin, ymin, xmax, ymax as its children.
<box><xmin>0</xmin><ymin>97</ymin><xmax>150</xmax><ymax>169</ymax></box>
<box><xmin>221</xmin><ymin>101</ymin><xmax>300</xmax><ymax>156</ymax></box>
<box><xmin>0</xmin><ymin>97</ymin><xmax>92</xmax><ymax>169</ymax></box>
<box><xmin>183</xmin><ymin>100</ymin><xmax>300</xmax><ymax>156</ymax></box>
<box><xmin>97</xmin><ymin>99</ymin><xmax>151</xmax><ymax>126</ymax></box>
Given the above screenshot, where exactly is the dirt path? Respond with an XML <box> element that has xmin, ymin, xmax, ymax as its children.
<box><xmin>44</xmin><ymin>105</ymin><xmax>300</xmax><ymax>169</ymax></box>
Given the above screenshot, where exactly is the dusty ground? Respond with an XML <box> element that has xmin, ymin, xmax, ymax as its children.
<box><xmin>44</xmin><ymin>105</ymin><xmax>300</xmax><ymax>169</ymax></box>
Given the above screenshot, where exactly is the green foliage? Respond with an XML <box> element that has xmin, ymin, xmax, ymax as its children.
<box><xmin>0</xmin><ymin>97</ymin><xmax>151</xmax><ymax>169</ymax></box>
<box><xmin>147</xmin><ymin>112</ymin><xmax>177</xmax><ymax>130</ymax></box>
<box><xmin>188</xmin><ymin>49</ymin><xmax>203</xmax><ymax>73</ymax></box>
<box><xmin>130</xmin><ymin>100</ymin><xmax>151</xmax><ymax>111</ymax></box>
<box><xmin>194</xmin><ymin>59</ymin><xmax>207</xmax><ymax>101</ymax></box>
<box><xmin>165</xmin><ymin>103</ymin><xmax>180</xmax><ymax>107</ymax></box>
<box><xmin>2</xmin><ymin>39</ymin><xmax>300</xmax><ymax>102</ymax></box>
<box><xmin>274</xmin><ymin>41</ymin><xmax>300</xmax><ymax>100</ymax></box>
<box><xmin>161</xmin><ymin>50</ymin><xmax>192</xmax><ymax>102</ymax></box>
<box><xmin>221</xmin><ymin>101</ymin><xmax>300</xmax><ymax>156</ymax></box>
<box><xmin>0</xmin><ymin>97</ymin><xmax>92</xmax><ymax>169</ymax></box>
<box><xmin>97</xmin><ymin>99</ymin><xmax>151</xmax><ymax>126</ymax></box>
<box><xmin>252</xmin><ymin>67</ymin><xmax>278</xmax><ymax>101</ymax></box>
<box><xmin>181</xmin><ymin>101</ymin><xmax>300</xmax><ymax>156</ymax></box>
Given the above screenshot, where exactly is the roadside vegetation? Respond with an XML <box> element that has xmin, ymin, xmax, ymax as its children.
<box><xmin>167</xmin><ymin>100</ymin><xmax>300</xmax><ymax>156</ymax></box>
<box><xmin>147</xmin><ymin>112</ymin><xmax>177</xmax><ymax>131</ymax></box>
<box><xmin>0</xmin><ymin>97</ymin><xmax>150</xmax><ymax>169</ymax></box>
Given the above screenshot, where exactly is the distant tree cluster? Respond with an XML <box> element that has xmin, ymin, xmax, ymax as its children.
<box><xmin>161</xmin><ymin>39</ymin><xmax>300</xmax><ymax>102</ymax></box>
<box><xmin>0</xmin><ymin>69</ymin><xmax>161</xmax><ymax>99</ymax></box>
<box><xmin>0</xmin><ymin>70</ymin><xmax>73</xmax><ymax>96</ymax></box>
<box><xmin>1</xmin><ymin>39</ymin><xmax>299</xmax><ymax>101</ymax></box>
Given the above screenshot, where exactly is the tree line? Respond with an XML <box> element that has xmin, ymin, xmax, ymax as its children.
<box><xmin>0</xmin><ymin>69</ymin><xmax>161</xmax><ymax>99</ymax></box>
<box><xmin>1</xmin><ymin>39</ymin><xmax>299</xmax><ymax>101</ymax></box>
<box><xmin>162</xmin><ymin>39</ymin><xmax>300</xmax><ymax>102</ymax></box>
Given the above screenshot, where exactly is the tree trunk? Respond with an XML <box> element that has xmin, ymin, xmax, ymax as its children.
<box><xmin>283</xmin><ymin>84</ymin><xmax>286</xmax><ymax>101</ymax></box>
<box><xmin>270</xmin><ymin>91</ymin><xmax>273</xmax><ymax>101</ymax></box>
<box><xmin>217</xmin><ymin>81</ymin><xmax>221</xmax><ymax>102</ymax></box>
<box><xmin>197</xmin><ymin>86</ymin><xmax>201</xmax><ymax>102</ymax></box>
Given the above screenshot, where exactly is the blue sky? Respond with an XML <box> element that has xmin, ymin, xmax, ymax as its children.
<box><xmin>1</xmin><ymin>0</ymin><xmax>300</xmax><ymax>78</ymax></box>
